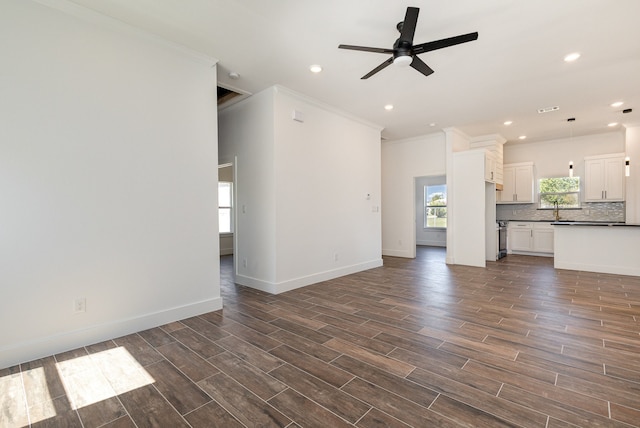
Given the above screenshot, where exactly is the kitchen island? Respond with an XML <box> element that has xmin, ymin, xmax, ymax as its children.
<box><xmin>552</xmin><ymin>222</ymin><xmax>640</xmax><ymax>277</ymax></box>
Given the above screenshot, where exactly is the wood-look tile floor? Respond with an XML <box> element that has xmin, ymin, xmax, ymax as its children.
<box><xmin>3</xmin><ymin>247</ymin><xmax>640</xmax><ymax>427</ymax></box>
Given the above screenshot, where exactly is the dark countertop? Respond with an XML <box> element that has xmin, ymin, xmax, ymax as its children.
<box><xmin>504</xmin><ymin>220</ymin><xmax>555</xmax><ymax>223</ymax></box>
<box><xmin>551</xmin><ymin>221</ymin><xmax>639</xmax><ymax>227</ymax></box>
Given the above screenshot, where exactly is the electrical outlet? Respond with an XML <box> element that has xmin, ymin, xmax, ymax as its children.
<box><xmin>242</xmin><ymin>258</ymin><xmax>247</xmax><ymax>268</ymax></box>
<box><xmin>334</xmin><ymin>253</ymin><xmax>339</xmax><ymax>262</ymax></box>
<box><xmin>74</xmin><ymin>298</ymin><xmax>86</xmax><ymax>314</ymax></box>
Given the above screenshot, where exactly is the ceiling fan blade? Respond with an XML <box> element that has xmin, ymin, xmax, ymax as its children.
<box><xmin>410</xmin><ymin>56</ymin><xmax>434</xmax><ymax>77</ymax></box>
<box><xmin>338</xmin><ymin>44</ymin><xmax>393</xmax><ymax>54</ymax></box>
<box><xmin>399</xmin><ymin>7</ymin><xmax>419</xmax><ymax>43</ymax></box>
<box><xmin>413</xmin><ymin>32</ymin><xmax>479</xmax><ymax>54</ymax></box>
<box><xmin>361</xmin><ymin>57</ymin><xmax>393</xmax><ymax>79</ymax></box>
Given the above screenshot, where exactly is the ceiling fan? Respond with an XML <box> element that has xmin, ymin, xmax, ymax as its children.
<box><xmin>339</xmin><ymin>7</ymin><xmax>478</xmax><ymax>79</ymax></box>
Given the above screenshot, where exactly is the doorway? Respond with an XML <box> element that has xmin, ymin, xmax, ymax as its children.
<box><xmin>415</xmin><ymin>175</ymin><xmax>447</xmax><ymax>248</ymax></box>
<box><xmin>218</xmin><ymin>163</ymin><xmax>234</xmax><ymax>256</ymax></box>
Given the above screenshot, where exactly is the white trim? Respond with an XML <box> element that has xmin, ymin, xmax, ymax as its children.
<box><xmin>442</xmin><ymin>127</ymin><xmax>471</xmax><ymax>142</ymax></box>
<box><xmin>32</xmin><ymin>0</ymin><xmax>218</xmax><ymax>67</ymax></box>
<box><xmin>584</xmin><ymin>152</ymin><xmax>626</xmax><ymax>161</ymax></box>
<box><xmin>510</xmin><ymin>251</ymin><xmax>553</xmax><ymax>257</ymax></box>
<box><xmin>273</xmin><ymin>85</ymin><xmax>383</xmax><ymax>133</ymax></box>
<box><xmin>235</xmin><ymin>259</ymin><xmax>383</xmax><ymax>294</ymax></box>
<box><xmin>470</xmin><ymin>134</ymin><xmax>507</xmax><ymax>145</ymax></box>
<box><xmin>554</xmin><ymin>261</ymin><xmax>640</xmax><ymax>276</ymax></box>
<box><xmin>383</xmin><ymin>132</ymin><xmax>445</xmax><ymax>146</ymax></box>
<box><xmin>0</xmin><ymin>298</ymin><xmax>223</xmax><ymax>369</ymax></box>
<box><xmin>382</xmin><ymin>249</ymin><xmax>415</xmax><ymax>258</ymax></box>
<box><xmin>416</xmin><ymin>240</ymin><xmax>446</xmax><ymax>247</ymax></box>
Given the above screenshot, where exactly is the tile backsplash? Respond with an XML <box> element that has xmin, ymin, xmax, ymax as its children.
<box><xmin>496</xmin><ymin>202</ymin><xmax>625</xmax><ymax>223</ymax></box>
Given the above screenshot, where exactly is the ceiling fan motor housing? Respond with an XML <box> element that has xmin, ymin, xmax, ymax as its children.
<box><xmin>338</xmin><ymin>6</ymin><xmax>478</xmax><ymax>79</ymax></box>
<box><xmin>393</xmin><ymin>39</ymin><xmax>413</xmax><ymax>65</ymax></box>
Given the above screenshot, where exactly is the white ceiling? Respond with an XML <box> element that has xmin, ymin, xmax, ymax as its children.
<box><xmin>67</xmin><ymin>0</ymin><xmax>640</xmax><ymax>144</ymax></box>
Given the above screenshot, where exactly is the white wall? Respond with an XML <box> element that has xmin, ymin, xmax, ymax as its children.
<box><xmin>0</xmin><ymin>0</ymin><xmax>221</xmax><ymax>368</ymax></box>
<box><xmin>382</xmin><ymin>133</ymin><xmax>446</xmax><ymax>258</ymax></box>
<box><xmin>450</xmin><ymin>150</ymin><xmax>487</xmax><ymax>267</ymax></box>
<box><xmin>504</xmin><ymin>131</ymin><xmax>624</xmax><ymax>180</ymax></box>
<box><xmin>625</xmin><ymin>126</ymin><xmax>640</xmax><ymax>223</ymax></box>
<box><xmin>219</xmin><ymin>89</ymin><xmax>277</xmax><ymax>285</ymax></box>
<box><xmin>415</xmin><ymin>176</ymin><xmax>447</xmax><ymax>247</ymax></box>
<box><xmin>219</xmin><ymin>86</ymin><xmax>382</xmax><ymax>294</ymax></box>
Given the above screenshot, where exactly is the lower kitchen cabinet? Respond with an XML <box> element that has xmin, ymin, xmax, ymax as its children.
<box><xmin>507</xmin><ymin>222</ymin><xmax>554</xmax><ymax>256</ymax></box>
<box><xmin>509</xmin><ymin>223</ymin><xmax>533</xmax><ymax>251</ymax></box>
<box><xmin>532</xmin><ymin>223</ymin><xmax>554</xmax><ymax>253</ymax></box>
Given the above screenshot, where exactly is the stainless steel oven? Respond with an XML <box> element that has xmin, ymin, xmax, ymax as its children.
<box><xmin>497</xmin><ymin>221</ymin><xmax>507</xmax><ymax>259</ymax></box>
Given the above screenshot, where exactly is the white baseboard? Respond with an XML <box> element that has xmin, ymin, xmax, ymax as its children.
<box><xmin>554</xmin><ymin>261</ymin><xmax>640</xmax><ymax>277</ymax></box>
<box><xmin>235</xmin><ymin>259</ymin><xmax>383</xmax><ymax>294</ymax></box>
<box><xmin>0</xmin><ymin>297</ymin><xmax>223</xmax><ymax>369</ymax></box>
<box><xmin>382</xmin><ymin>248</ymin><xmax>414</xmax><ymax>258</ymax></box>
<box><xmin>416</xmin><ymin>240</ymin><xmax>446</xmax><ymax>247</ymax></box>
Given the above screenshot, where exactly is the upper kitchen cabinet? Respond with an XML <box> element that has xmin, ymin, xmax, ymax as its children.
<box><xmin>498</xmin><ymin>162</ymin><xmax>534</xmax><ymax>204</ymax></box>
<box><xmin>484</xmin><ymin>150</ymin><xmax>496</xmax><ymax>183</ymax></box>
<box><xmin>470</xmin><ymin>134</ymin><xmax>505</xmax><ymax>187</ymax></box>
<box><xmin>584</xmin><ymin>153</ymin><xmax>626</xmax><ymax>202</ymax></box>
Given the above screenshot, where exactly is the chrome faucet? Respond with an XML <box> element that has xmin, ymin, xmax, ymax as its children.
<box><xmin>553</xmin><ymin>201</ymin><xmax>561</xmax><ymax>221</ymax></box>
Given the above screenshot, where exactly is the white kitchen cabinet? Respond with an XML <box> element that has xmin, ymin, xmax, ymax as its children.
<box><xmin>584</xmin><ymin>153</ymin><xmax>625</xmax><ymax>202</ymax></box>
<box><xmin>470</xmin><ymin>135</ymin><xmax>505</xmax><ymax>186</ymax></box>
<box><xmin>507</xmin><ymin>222</ymin><xmax>554</xmax><ymax>255</ymax></box>
<box><xmin>484</xmin><ymin>151</ymin><xmax>496</xmax><ymax>183</ymax></box>
<box><xmin>532</xmin><ymin>223</ymin><xmax>554</xmax><ymax>253</ymax></box>
<box><xmin>499</xmin><ymin>162</ymin><xmax>534</xmax><ymax>204</ymax></box>
<box><xmin>508</xmin><ymin>222</ymin><xmax>533</xmax><ymax>251</ymax></box>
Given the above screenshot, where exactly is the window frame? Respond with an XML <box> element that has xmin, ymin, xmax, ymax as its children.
<box><xmin>424</xmin><ymin>184</ymin><xmax>447</xmax><ymax>229</ymax></box>
<box><xmin>538</xmin><ymin>176</ymin><xmax>581</xmax><ymax>209</ymax></box>
<box><xmin>218</xmin><ymin>181</ymin><xmax>233</xmax><ymax>234</ymax></box>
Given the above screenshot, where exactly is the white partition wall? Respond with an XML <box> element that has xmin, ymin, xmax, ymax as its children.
<box><xmin>219</xmin><ymin>86</ymin><xmax>383</xmax><ymax>294</ymax></box>
<box><xmin>0</xmin><ymin>0</ymin><xmax>221</xmax><ymax>368</ymax></box>
<box><xmin>381</xmin><ymin>134</ymin><xmax>446</xmax><ymax>258</ymax></box>
<box><xmin>450</xmin><ymin>150</ymin><xmax>487</xmax><ymax>267</ymax></box>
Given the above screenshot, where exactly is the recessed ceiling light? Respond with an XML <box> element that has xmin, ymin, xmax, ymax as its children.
<box><xmin>518</xmin><ymin>135</ymin><xmax>527</xmax><ymax>140</ymax></box>
<box><xmin>503</xmin><ymin>121</ymin><xmax>513</xmax><ymax>126</ymax></box>
<box><xmin>537</xmin><ymin>106</ymin><xmax>560</xmax><ymax>114</ymax></box>
<box><xmin>611</xmin><ymin>101</ymin><xmax>624</xmax><ymax>108</ymax></box>
<box><xmin>384</xmin><ymin>104</ymin><xmax>394</xmax><ymax>111</ymax></box>
<box><xmin>429</xmin><ymin>123</ymin><xmax>436</xmax><ymax>127</ymax></box>
<box><xmin>608</xmin><ymin>122</ymin><xmax>618</xmax><ymax>127</ymax></box>
<box><xmin>564</xmin><ymin>52</ymin><xmax>581</xmax><ymax>62</ymax></box>
<box><xmin>309</xmin><ymin>64</ymin><xmax>322</xmax><ymax>73</ymax></box>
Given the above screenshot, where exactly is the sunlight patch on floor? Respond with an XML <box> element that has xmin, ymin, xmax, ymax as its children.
<box><xmin>0</xmin><ymin>371</ymin><xmax>31</xmax><ymax>427</ymax></box>
<box><xmin>56</xmin><ymin>347</ymin><xmax>154</xmax><ymax>410</ymax></box>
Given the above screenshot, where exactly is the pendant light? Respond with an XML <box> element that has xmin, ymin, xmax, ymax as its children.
<box><xmin>567</xmin><ymin>118</ymin><xmax>575</xmax><ymax>177</ymax></box>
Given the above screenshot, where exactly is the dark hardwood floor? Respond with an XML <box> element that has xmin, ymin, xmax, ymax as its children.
<box><xmin>3</xmin><ymin>247</ymin><xmax>640</xmax><ymax>427</ymax></box>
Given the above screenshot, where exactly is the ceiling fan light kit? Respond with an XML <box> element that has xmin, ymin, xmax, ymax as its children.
<box><xmin>339</xmin><ymin>6</ymin><xmax>478</xmax><ymax>79</ymax></box>
<box><xmin>393</xmin><ymin>55</ymin><xmax>412</xmax><ymax>67</ymax></box>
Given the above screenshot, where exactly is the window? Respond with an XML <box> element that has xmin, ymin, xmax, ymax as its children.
<box><xmin>218</xmin><ymin>182</ymin><xmax>233</xmax><ymax>233</ymax></box>
<box><xmin>424</xmin><ymin>185</ymin><xmax>447</xmax><ymax>228</ymax></box>
<box><xmin>539</xmin><ymin>177</ymin><xmax>580</xmax><ymax>208</ymax></box>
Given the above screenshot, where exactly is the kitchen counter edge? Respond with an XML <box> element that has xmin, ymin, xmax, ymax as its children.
<box><xmin>551</xmin><ymin>221</ymin><xmax>639</xmax><ymax>227</ymax></box>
